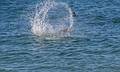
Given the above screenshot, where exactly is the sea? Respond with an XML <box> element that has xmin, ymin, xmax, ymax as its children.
<box><xmin>0</xmin><ymin>0</ymin><xmax>120</xmax><ymax>72</ymax></box>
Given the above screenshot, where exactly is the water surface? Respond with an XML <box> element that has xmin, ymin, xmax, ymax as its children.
<box><xmin>0</xmin><ymin>0</ymin><xmax>120</xmax><ymax>72</ymax></box>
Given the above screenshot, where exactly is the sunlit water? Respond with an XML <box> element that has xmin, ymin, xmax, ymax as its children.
<box><xmin>0</xmin><ymin>0</ymin><xmax>120</xmax><ymax>72</ymax></box>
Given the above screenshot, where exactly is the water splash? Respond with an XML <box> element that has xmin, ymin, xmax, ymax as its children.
<box><xmin>30</xmin><ymin>0</ymin><xmax>74</xmax><ymax>37</ymax></box>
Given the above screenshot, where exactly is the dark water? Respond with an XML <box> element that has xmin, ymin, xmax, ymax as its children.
<box><xmin>0</xmin><ymin>0</ymin><xmax>120</xmax><ymax>72</ymax></box>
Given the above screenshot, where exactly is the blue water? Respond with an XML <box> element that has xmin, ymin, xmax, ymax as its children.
<box><xmin>0</xmin><ymin>0</ymin><xmax>120</xmax><ymax>72</ymax></box>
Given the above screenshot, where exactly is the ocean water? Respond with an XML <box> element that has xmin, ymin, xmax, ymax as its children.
<box><xmin>0</xmin><ymin>0</ymin><xmax>120</xmax><ymax>72</ymax></box>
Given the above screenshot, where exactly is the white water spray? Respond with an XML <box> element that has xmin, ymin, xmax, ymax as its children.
<box><xmin>30</xmin><ymin>0</ymin><xmax>74</xmax><ymax>37</ymax></box>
